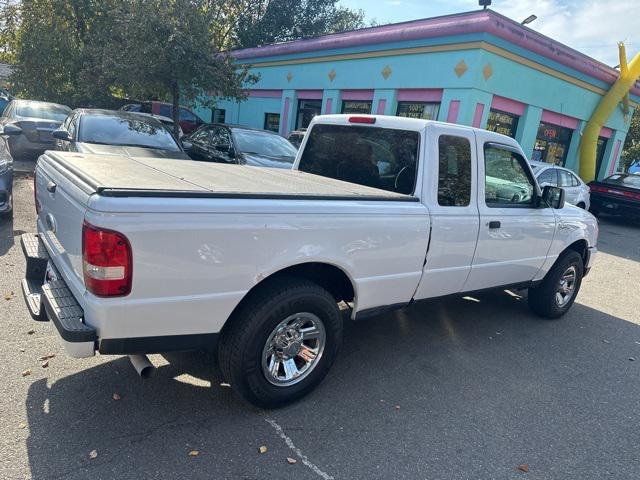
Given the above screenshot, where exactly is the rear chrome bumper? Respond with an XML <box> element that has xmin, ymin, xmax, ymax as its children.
<box><xmin>20</xmin><ymin>233</ymin><xmax>96</xmax><ymax>357</ymax></box>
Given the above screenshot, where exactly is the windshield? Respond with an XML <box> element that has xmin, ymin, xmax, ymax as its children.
<box><xmin>16</xmin><ymin>103</ymin><xmax>70</xmax><ymax>122</ymax></box>
<box><xmin>78</xmin><ymin>115</ymin><xmax>181</xmax><ymax>151</ymax></box>
<box><xmin>603</xmin><ymin>174</ymin><xmax>640</xmax><ymax>189</ymax></box>
<box><xmin>232</xmin><ymin>129</ymin><xmax>297</xmax><ymax>159</ymax></box>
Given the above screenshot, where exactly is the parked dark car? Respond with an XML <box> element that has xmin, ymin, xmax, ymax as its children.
<box><xmin>52</xmin><ymin>109</ymin><xmax>191</xmax><ymax>160</ymax></box>
<box><xmin>183</xmin><ymin>124</ymin><xmax>297</xmax><ymax>168</ymax></box>
<box><xmin>588</xmin><ymin>173</ymin><xmax>640</xmax><ymax>218</ymax></box>
<box><xmin>0</xmin><ymin>125</ymin><xmax>14</xmax><ymax>217</ymax></box>
<box><xmin>0</xmin><ymin>99</ymin><xmax>71</xmax><ymax>160</ymax></box>
<box><xmin>120</xmin><ymin>101</ymin><xmax>205</xmax><ymax>134</ymax></box>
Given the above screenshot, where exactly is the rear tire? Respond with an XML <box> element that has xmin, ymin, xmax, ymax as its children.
<box><xmin>528</xmin><ymin>250</ymin><xmax>583</xmax><ymax>319</ymax></box>
<box><xmin>576</xmin><ymin>202</ymin><xmax>586</xmax><ymax>209</ymax></box>
<box><xmin>218</xmin><ymin>277</ymin><xmax>342</xmax><ymax>408</ymax></box>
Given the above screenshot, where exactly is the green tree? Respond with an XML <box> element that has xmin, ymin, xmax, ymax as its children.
<box><xmin>621</xmin><ymin>110</ymin><xmax>640</xmax><ymax>171</ymax></box>
<box><xmin>232</xmin><ymin>0</ymin><xmax>365</xmax><ymax>49</ymax></box>
<box><xmin>0</xmin><ymin>0</ymin><xmax>21</xmax><ymax>64</ymax></box>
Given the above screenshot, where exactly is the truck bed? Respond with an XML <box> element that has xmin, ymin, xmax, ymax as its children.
<box><xmin>41</xmin><ymin>151</ymin><xmax>417</xmax><ymax>201</ymax></box>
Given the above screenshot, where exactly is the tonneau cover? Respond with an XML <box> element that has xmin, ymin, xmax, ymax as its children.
<box><xmin>42</xmin><ymin>151</ymin><xmax>417</xmax><ymax>201</ymax></box>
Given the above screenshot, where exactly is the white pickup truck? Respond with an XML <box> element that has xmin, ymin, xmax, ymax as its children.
<box><xmin>21</xmin><ymin>115</ymin><xmax>598</xmax><ymax>407</ymax></box>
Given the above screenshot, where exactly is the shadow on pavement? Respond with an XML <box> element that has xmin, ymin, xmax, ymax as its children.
<box><xmin>0</xmin><ymin>205</ymin><xmax>15</xmax><ymax>256</ymax></box>
<box><xmin>25</xmin><ymin>291</ymin><xmax>640</xmax><ymax>479</ymax></box>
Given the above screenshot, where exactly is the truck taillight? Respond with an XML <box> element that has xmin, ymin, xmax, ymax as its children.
<box><xmin>82</xmin><ymin>221</ymin><xmax>132</xmax><ymax>297</ymax></box>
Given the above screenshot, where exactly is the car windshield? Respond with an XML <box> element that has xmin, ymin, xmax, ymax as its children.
<box><xmin>603</xmin><ymin>174</ymin><xmax>640</xmax><ymax>189</ymax></box>
<box><xmin>232</xmin><ymin>129</ymin><xmax>297</xmax><ymax>159</ymax></box>
<box><xmin>78</xmin><ymin>115</ymin><xmax>181</xmax><ymax>151</ymax></box>
<box><xmin>15</xmin><ymin>103</ymin><xmax>70</xmax><ymax>122</ymax></box>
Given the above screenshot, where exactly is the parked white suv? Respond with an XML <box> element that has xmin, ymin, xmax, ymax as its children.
<box><xmin>530</xmin><ymin>161</ymin><xmax>590</xmax><ymax>209</ymax></box>
<box><xmin>21</xmin><ymin>115</ymin><xmax>597</xmax><ymax>408</ymax></box>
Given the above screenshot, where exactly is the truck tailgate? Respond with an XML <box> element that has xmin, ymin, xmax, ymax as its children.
<box><xmin>35</xmin><ymin>155</ymin><xmax>93</xmax><ymax>300</ymax></box>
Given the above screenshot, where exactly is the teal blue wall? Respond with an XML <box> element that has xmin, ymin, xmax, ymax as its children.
<box><xmin>204</xmin><ymin>34</ymin><xmax>635</xmax><ymax>177</ymax></box>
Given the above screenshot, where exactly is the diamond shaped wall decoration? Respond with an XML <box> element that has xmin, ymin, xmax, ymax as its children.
<box><xmin>328</xmin><ymin>69</ymin><xmax>336</xmax><ymax>82</ymax></box>
<box><xmin>454</xmin><ymin>60</ymin><xmax>468</xmax><ymax>78</ymax></box>
<box><xmin>381</xmin><ymin>66</ymin><xmax>392</xmax><ymax>80</ymax></box>
<box><xmin>286</xmin><ymin>72</ymin><xmax>293</xmax><ymax>82</ymax></box>
<box><xmin>483</xmin><ymin>63</ymin><xmax>493</xmax><ymax>80</ymax></box>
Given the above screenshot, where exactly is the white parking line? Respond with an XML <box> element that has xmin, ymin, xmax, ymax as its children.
<box><xmin>265</xmin><ymin>418</ymin><xmax>334</xmax><ymax>480</ymax></box>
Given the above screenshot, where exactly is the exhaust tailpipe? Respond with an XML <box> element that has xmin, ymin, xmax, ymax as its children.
<box><xmin>129</xmin><ymin>354</ymin><xmax>155</xmax><ymax>379</ymax></box>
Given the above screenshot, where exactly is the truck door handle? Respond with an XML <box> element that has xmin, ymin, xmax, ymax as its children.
<box><xmin>46</xmin><ymin>181</ymin><xmax>57</xmax><ymax>193</ymax></box>
<box><xmin>488</xmin><ymin>221</ymin><xmax>501</xmax><ymax>229</ymax></box>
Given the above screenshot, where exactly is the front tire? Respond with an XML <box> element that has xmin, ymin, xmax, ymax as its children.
<box><xmin>218</xmin><ymin>277</ymin><xmax>342</xmax><ymax>408</ymax></box>
<box><xmin>528</xmin><ymin>250</ymin><xmax>584</xmax><ymax>319</ymax></box>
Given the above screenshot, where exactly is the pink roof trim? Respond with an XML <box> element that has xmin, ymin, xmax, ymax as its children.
<box><xmin>491</xmin><ymin>95</ymin><xmax>526</xmax><ymax>116</ymax></box>
<box><xmin>297</xmin><ymin>90</ymin><xmax>323</xmax><ymax>100</ymax></box>
<box><xmin>541</xmin><ymin>110</ymin><xmax>579</xmax><ymax>130</ymax></box>
<box><xmin>341</xmin><ymin>90</ymin><xmax>375</xmax><ymax>101</ymax></box>
<box><xmin>397</xmin><ymin>89</ymin><xmax>443</xmax><ymax>102</ymax></box>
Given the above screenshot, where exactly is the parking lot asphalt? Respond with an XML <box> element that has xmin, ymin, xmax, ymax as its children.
<box><xmin>1</xmin><ymin>172</ymin><xmax>639</xmax><ymax>480</ymax></box>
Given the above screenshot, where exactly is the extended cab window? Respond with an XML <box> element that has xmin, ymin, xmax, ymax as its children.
<box><xmin>298</xmin><ymin>124</ymin><xmax>419</xmax><ymax>194</ymax></box>
<box><xmin>484</xmin><ymin>145</ymin><xmax>535</xmax><ymax>207</ymax></box>
<box><xmin>438</xmin><ymin>135</ymin><xmax>471</xmax><ymax>206</ymax></box>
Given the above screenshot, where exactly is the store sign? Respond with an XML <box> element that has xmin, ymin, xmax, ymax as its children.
<box><xmin>342</xmin><ymin>101</ymin><xmax>372</xmax><ymax>114</ymax></box>
<box><xmin>396</xmin><ymin>102</ymin><xmax>440</xmax><ymax>120</ymax></box>
<box><xmin>486</xmin><ymin>110</ymin><xmax>519</xmax><ymax>138</ymax></box>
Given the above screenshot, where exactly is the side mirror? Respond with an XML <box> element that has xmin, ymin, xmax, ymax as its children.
<box><xmin>52</xmin><ymin>129</ymin><xmax>71</xmax><ymax>142</ymax></box>
<box><xmin>2</xmin><ymin>124</ymin><xmax>22</xmax><ymax>136</ymax></box>
<box><xmin>181</xmin><ymin>140</ymin><xmax>193</xmax><ymax>151</ymax></box>
<box><xmin>541</xmin><ymin>185</ymin><xmax>565</xmax><ymax>209</ymax></box>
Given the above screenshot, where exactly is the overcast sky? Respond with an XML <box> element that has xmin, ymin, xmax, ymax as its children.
<box><xmin>339</xmin><ymin>0</ymin><xmax>638</xmax><ymax>67</ymax></box>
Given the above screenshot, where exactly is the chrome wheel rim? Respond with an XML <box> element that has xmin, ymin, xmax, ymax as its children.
<box><xmin>556</xmin><ymin>266</ymin><xmax>577</xmax><ymax>307</ymax></box>
<box><xmin>261</xmin><ymin>313</ymin><xmax>326</xmax><ymax>387</ymax></box>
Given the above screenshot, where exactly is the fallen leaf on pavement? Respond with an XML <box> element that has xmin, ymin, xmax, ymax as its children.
<box><xmin>89</xmin><ymin>450</ymin><xmax>98</xmax><ymax>459</ymax></box>
<box><xmin>395</xmin><ymin>405</ymin><xmax>401</xmax><ymax>410</ymax></box>
<box><xmin>19</xmin><ymin>348</ymin><xmax>25</xmax><ymax>353</ymax></box>
<box><xmin>112</xmin><ymin>393</ymin><xmax>121</xmax><ymax>401</ymax></box>
<box><xmin>259</xmin><ymin>446</ymin><xmax>268</xmax><ymax>454</ymax></box>
<box><xmin>287</xmin><ymin>457</ymin><xmax>297</xmax><ymax>464</ymax></box>
<box><xmin>629</xmin><ymin>357</ymin><xmax>636</xmax><ymax>361</ymax></box>
<box><xmin>18</xmin><ymin>423</ymin><xmax>26</xmax><ymax>429</ymax></box>
<box><xmin>41</xmin><ymin>360</ymin><xmax>49</xmax><ymax>368</ymax></box>
<box><xmin>21</xmin><ymin>369</ymin><xmax>31</xmax><ymax>377</ymax></box>
<box><xmin>188</xmin><ymin>450</ymin><xmax>199</xmax><ymax>457</ymax></box>
<box><xmin>602</xmin><ymin>339</ymin><xmax>610</xmax><ymax>344</ymax></box>
<box><xmin>4</xmin><ymin>292</ymin><xmax>13</xmax><ymax>300</ymax></box>
<box><xmin>38</xmin><ymin>353</ymin><xmax>56</xmax><ymax>361</ymax></box>
<box><xmin>517</xmin><ymin>464</ymin><xmax>529</xmax><ymax>473</ymax></box>
<box><xmin>27</xmin><ymin>329</ymin><xmax>35</xmax><ymax>335</ymax></box>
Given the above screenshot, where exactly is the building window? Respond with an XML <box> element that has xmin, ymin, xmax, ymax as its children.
<box><xmin>341</xmin><ymin>101</ymin><xmax>372</xmax><ymax>114</ymax></box>
<box><xmin>296</xmin><ymin>99</ymin><xmax>322</xmax><ymax>130</ymax></box>
<box><xmin>264</xmin><ymin>113</ymin><xmax>280</xmax><ymax>132</ymax></box>
<box><xmin>485</xmin><ymin>109</ymin><xmax>519</xmax><ymax>138</ymax></box>
<box><xmin>595</xmin><ymin>136</ymin><xmax>608</xmax><ymax>178</ymax></box>
<box><xmin>396</xmin><ymin>102</ymin><xmax>440</xmax><ymax>120</ymax></box>
<box><xmin>532</xmin><ymin>122</ymin><xmax>574</xmax><ymax>166</ymax></box>
<box><xmin>212</xmin><ymin>108</ymin><xmax>226</xmax><ymax>123</ymax></box>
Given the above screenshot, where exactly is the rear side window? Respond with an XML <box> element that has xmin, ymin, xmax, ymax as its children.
<box><xmin>559</xmin><ymin>170</ymin><xmax>576</xmax><ymax>187</ymax></box>
<box><xmin>438</xmin><ymin>135</ymin><xmax>471</xmax><ymax>206</ymax></box>
<box><xmin>298</xmin><ymin>124</ymin><xmax>420</xmax><ymax>194</ymax></box>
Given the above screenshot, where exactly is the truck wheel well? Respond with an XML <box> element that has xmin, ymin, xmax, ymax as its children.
<box><xmin>225</xmin><ymin>263</ymin><xmax>355</xmax><ymax>335</ymax></box>
<box><xmin>566</xmin><ymin>240</ymin><xmax>588</xmax><ymax>267</ymax></box>
<box><xmin>261</xmin><ymin>263</ymin><xmax>355</xmax><ymax>303</ymax></box>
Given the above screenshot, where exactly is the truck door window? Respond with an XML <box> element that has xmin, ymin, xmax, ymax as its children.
<box><xmin>298</xmin><ymin>124</ymin><xmax>419</xmax><ymax>194</ymax></box>
<box><xmin>484</xmin><ymin>145</ymin><xmax>535</xmax><ymax>207</ymax></box>
<box><xmin>437</xmin><ymin>135</ymin><xmax>471</xmax><ymax>206</ymax></box>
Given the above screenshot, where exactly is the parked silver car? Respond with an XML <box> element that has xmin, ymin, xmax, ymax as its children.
<box><xmin>0</xmin><ymin>99</ymin><xmax>71</xmax><ymax>160</ymax></box>
<box><xmin>529</xmin><ymin>161</ymin><xmax>590</xmax><ymax>209</ymax></box>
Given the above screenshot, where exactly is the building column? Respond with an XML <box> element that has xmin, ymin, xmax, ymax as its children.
<box><xmin>279</xmin><ymin>90</ymin><xmax>297</xmax><ymax>136</ymax></box>
<box><xmin>515</xmin><ymin>105</ymin><xmax>542</xmax><ymax>159</ymax></box>
<box><xmin>600</xmin><ymin>130</ymin><xmax>627</xmax><ymax>178</ymax></box>
<box><xmin>564</xmin><ymin>120</ymin><xmax>586</xmax><ymax>173</ymax></box>
<box><xmin>437</xmin><ymin>89</ymin><xmax>491</xmax><ymax>126</ymax></box>
<box><xmin>372</xmin><ymin>89</ymin><xmax>397</xmax><ymax>115</ymax></box>
<box><xmin>322</xmin><ymin>90</ymin><xmax>340</xmax><ymax>115</ymax></box>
